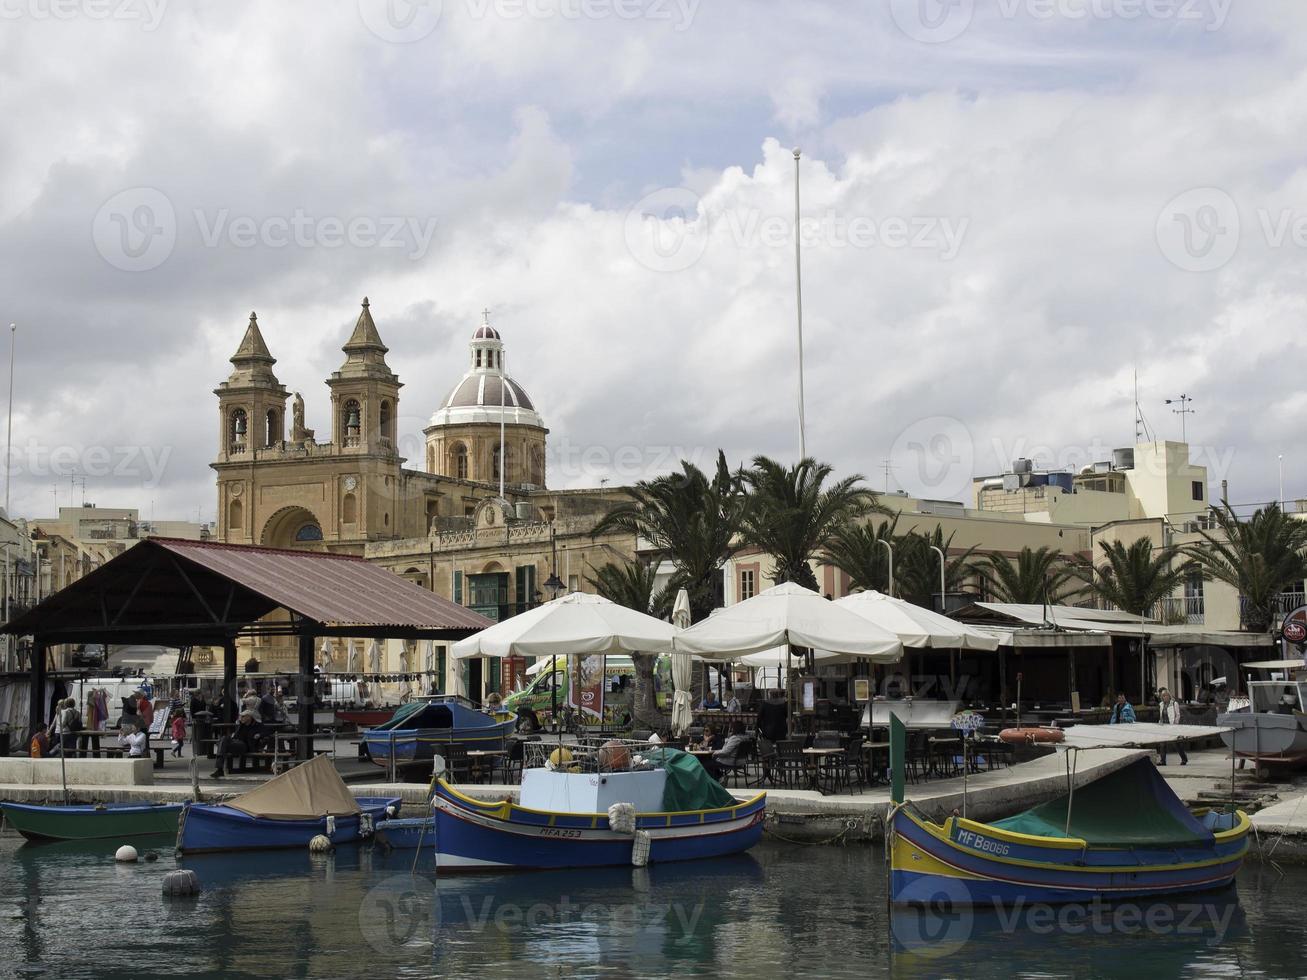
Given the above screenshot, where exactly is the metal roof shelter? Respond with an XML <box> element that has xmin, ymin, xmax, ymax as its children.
<box><xmin>2</xmin><ymin>538</ymin><xmax>493</xmax><ymax>753</ymax></box>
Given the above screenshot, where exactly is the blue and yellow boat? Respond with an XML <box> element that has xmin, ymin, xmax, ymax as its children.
<box><xmin>362</xmin><ymin>694</ymin><xmax>515</xmax><ymax>769</ymax></box>
<box><xmin>431</xmin><ymin>745</ymin><xmax>766</xmax><ymax>871</ymax></box>
<box><xmin>890</xmin><ymin>758</ymin><xmax>1250</xmax><ymax>906</ymax></box>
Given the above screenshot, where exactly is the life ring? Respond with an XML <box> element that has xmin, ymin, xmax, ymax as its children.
<box><xmin>999</xmin><ymin>727</ymin><xmax>1065</xmax><ymax>745</ymax></box>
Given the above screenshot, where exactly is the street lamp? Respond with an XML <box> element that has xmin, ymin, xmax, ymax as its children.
<box><xmin>929</xmin><ymin>545</ymin><xmax>946</xmax><ymax>614</ymax></box>
<box><xmin>876</xmin><ymin>538</ymin><xmax>894</xmax><ymax>597</ymax></box>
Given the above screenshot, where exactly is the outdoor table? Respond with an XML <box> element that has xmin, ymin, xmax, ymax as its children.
<box><xmin>927</xmin><ymin>737</ymin><xmax>962</xmax><ymax>778</ymax></box>
<box><xmin>73</xmin><ymin>730</ymin><xmax>109</xmax><ymax>758</ymax></box>
<box><xmin>466</xmin><ymin>749</ymin><xmax>506</xmax><ymax>784</ymax></box>
<box><xmin>862</xmin><ymin>740</ymin><xmax>890</xmax><ymax>785</ymax></box>
<box><xmin>802</xmin><ymin>747</ymin><xmax>844</xmax><ymax>794</ymax></box>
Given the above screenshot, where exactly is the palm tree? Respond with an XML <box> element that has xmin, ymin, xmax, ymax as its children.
<box><xmin>591</xmin><ymin>451</ymin><xmax>744</xmax><ymax>623</ymax></box>
<box><xmin>895</xmin><ymin>526</ymin><xmax>981</xmax><ymax>610</ymax></box>
<box><xmin>820</xmin><ymin>513</ymin><xmax>902</xmax><ymax>594</ymax></box>
<box><xmin>1081</xmin><ymin>537</ymin><xmax>1194</xmax><ymax>617</ymax></box>
<box><xmin>585</xmin><ymin>559</ymin><xmax>673</xmax><ymax>728</ymax></box>
<box><xmin>978</xmin><ymin>546</ymin><xmax>1083</xmax><ymax>605</ymax></box>
<box><xmin>1187</xmin><ymin>501</ymin><xmax>1307</xmax><ymax>632</ymax></box>
<box><xmin>738</xmin><ymin>456</ymin><xmax>879</xmax><ymax>591</ymax></box>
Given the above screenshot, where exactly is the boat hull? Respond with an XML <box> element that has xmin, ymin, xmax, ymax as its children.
<box><xmin>177</xmin><ymin>796</ymin><xmax>401</xmax><ymax>854</ymax></box>
<box><xmin>889</xmin><ymin>806</ymin><xmax>1250</xmax><ymax>907</ymax></box>
<box><xmin>374</xmin><ymin>816</ymin><xmax>436</xmax><ymax>850</ymax></box>
<box><xmin>1218</xmin><ymin>711</ymin><xmax>1307</xmax><ymax>765</ymax></box>
<box><xmin>431</xmin><ymin>780</ymin><xmax>766</xmax><ymax>871</ymax></box>
<box><xmin>0</xmin><ymin>802</ymin><xmax>183</xmax><ymax>843</ymax></box>
<box><xmin>363</xmin><ymin>720</ymin><xmax>515</xmax><ymax>767</ymax></box>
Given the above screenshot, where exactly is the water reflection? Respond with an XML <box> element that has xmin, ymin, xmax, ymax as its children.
<box><xmin>1</xmin><ymin>835</ymin><xmax>1307</xmax><ymax>979</ymax></box>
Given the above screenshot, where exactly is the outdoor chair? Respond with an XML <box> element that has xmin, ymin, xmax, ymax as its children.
<box><xmin>776</xmin><ymin>739</ymin><xmax>806</xmax><ymax>789</ymax></box>
<box><xmin>752</xmin><ymin>736</ymin><xmax>779</xmax><ymax>786</ymax></box>
<box><xmin>439</xmin><ymin>744</ymin><xmax>471</xmax><ymax>783</ymax></box>
<box><xmin>718</xmin><ymin>738</ymin><xmax>754</xmax><ymax>788</ymax></box>
<box><xmin>841</xmin><ymin>732</ymin><xmax>866</xmax><ymax>791</ymax></box>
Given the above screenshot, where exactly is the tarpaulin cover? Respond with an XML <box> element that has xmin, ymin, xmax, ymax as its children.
<box><xmin>227</xmin><ymin>754</ymin><xmax>361</xmax><ymax>821</ymax></box>
<box><xmin>646</xmin><ymin>747</ymin><xmax>737</xmax><ymax>812</ymax></box>
<box><xmin>993</xmin><ymin>757</ymin><xmax>1213</xmax><ymax>846</ymax></box>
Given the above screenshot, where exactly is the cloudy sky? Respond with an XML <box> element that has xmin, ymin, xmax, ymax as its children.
<box><xmin>1</xmin><ymin>0</ymin><xmax>1303</xmax><ymax>523</ymax></box>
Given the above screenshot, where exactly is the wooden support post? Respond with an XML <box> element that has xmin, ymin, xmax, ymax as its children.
<box><xmin>298</xmin><ymin>631</ymin><xmax>315</xmax><ymax>760</ymax></box>
<box><xmin>29</xmin><ymin>638</ymin><xmax>47</xmax><ymax>738</ymax></box>
<box><xmin>222</xmin><ymin>639</ymin><xmax>237</xmax><ymax>725</ymax></box>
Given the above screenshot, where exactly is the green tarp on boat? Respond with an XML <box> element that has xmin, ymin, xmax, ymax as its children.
<box><xmin>993</xmin><ymin>757</ymin><xmax>1214</xmax><ymax>846</ymax></box>
<box><xmin>647</xmin><ymin>747</ymin><xmax>737</xmax><ymax>812</ymax></box>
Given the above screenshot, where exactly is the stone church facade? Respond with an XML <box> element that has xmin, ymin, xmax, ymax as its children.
<box><xmin>212</xmin><ymin>299</ymin><xmax>637</xmax><ymax>681</ymax></box>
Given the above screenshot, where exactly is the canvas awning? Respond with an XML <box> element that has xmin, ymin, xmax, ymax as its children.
<box><xmin>451</xmin><ymin>591</ymin><xmax>676</xmax><ymax>659</ymax></box>
<box><xmin>835</xmin><ymin>591</ymin><xmax>1001</xmax><ymax>650</ymax></box>
<box><xmin>1057</xmin><ymin>722</ymin><xmax>1231</xmax><ymax>750</ymax></box>
<box><xmin>674</xmin><ymin>582</ymin><xmax>902</xmax><ymax>662</ymax></box>
<box><xmin>227</xmin><ymin>754</ymin><xmax>362</xmax><ymax>820</ymax></box>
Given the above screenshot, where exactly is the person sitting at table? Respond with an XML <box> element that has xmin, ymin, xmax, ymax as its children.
<box><xmin>698</xmin><ymin>690</ymin><xmax>723</xmax><ymax>710</ymax></box>
<box><xmin>118</xmin><ymin>723</ymin><xmax>148</xmax><ymax>759</ymax></box>
<box><xmin>707</xmin><ymin>720</ymin><xmax>751</xmax><ymax>781</ymax></box>
<box><xmin>723</xmin><ymin>686</ymin><xmax>741</xmax><ymax>712</ymax></box>
<box><xmin>690</xmin><ymin>723</ymin><xmax>724</xmax><ymax>752</ymax></box>
<box><xmin>210</xmin><ymin>710</ymin><xmax>261</xmax><ymax>779</ymax></box>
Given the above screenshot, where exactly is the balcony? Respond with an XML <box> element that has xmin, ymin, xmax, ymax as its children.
<box><xmin>1150</xmin><ymin>595</ymin><xmax>1205</xmax><ymax>625</ymax></box>
<box><xmin>1240</xmin><ymin>591</ymin><xmax>1307</xmax><ymax>625</ymax></box>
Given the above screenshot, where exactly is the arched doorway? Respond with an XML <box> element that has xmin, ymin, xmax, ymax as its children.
<box><xmin>261</xmin><ymin>506</ymin><xmax>326</xmax><ymax>550</ymax></box>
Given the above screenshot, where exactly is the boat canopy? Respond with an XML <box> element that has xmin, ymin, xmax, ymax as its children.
<box><xmin>371</xmin><ymin>696</ymin><xmax>496</xmax><ymax>732</ymax></box>
<box><xmin>227</xmin><ymin>755</ymin><xmax>361</xmax><ymax>821</ymax></box>
<box><xmin>993</xmin><ymin>758</ymin><xmax>1214</xmax><ymax>846</ymax></box>
<box><xmin>645</xmin><ymin>747</ymin><xmax>737</xmax><ymax>812</ymax></box>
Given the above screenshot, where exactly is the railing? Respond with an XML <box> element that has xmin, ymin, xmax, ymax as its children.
<box><xmin>1149</xmin><ymin>595</ymin><xmax>1205</xmax><ymax>625</ymax></box>
<box><xmin>1240</xmin><ymin>592</ymin><xmax>1307</xmax><ymax>623</ymax></box>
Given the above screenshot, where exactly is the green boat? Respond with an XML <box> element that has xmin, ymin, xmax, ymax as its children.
<box><xmin>0</xmin><ymin>801</ymin><xmax>183</xmax><ymax>842</ymax></box>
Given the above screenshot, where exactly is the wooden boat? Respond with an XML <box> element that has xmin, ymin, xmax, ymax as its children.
<box><xmin>0</xmin><ymin>801</ymin><xmax>183</xmax><ymax>843</ymax></box>
<box><xmin>1218</xmin><ymin>659</ymin><xmax>1307</xmax><ymax>772</ymax></box>
<box><xmin>177</xmin><ymin>755</ymin><xmax>401</xmax><ymax>854</ymax></box>
<box><xmin>363</xmin><ymin>694</ymin><xmax>514</xmax><ymax>769</ymax></box>
<box><xmin>889</xmin><ymin>758</ymin><xmax>1249</xmax><ymax>906</ymax></box>
<box><xmin>373</xmin><ymin>815</ymin><xmax>436</xmax><ymax>850</ymax></box>
<box><xmin>430</xmin><ymin>743</ymin><xmax>765</xmax><ymax>871</ymax></box>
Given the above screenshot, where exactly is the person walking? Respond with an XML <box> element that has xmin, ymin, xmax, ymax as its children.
<box><xmin>169</xmin><ymin>709</ymin><xmax>187</xmax><ymax>758</ymax></box>
<box><xmin>58</xmin><ymin>698</ymin><xmax>81</xmax><ymax>757</ymax></box>
<box><xmin>1109</xmin><ymin>692</ymin><xmax>1136</xmax><ymax>725</ymax></box>
<box><xmin>1157</xmin><ymin>688</ymin><xmax>1188</xmax><ymax>766</ymax></box>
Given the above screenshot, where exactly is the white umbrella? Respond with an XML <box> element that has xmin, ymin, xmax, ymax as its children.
<box><xmin>319</xmin><ymin>637</ymin><xmax>335</xmax><ymax>671</ymax></box>
<box><xmin>674</xmin><ymin>582</ymin><xmax>903</xmax><ymax>662</ymax></box>
<box><xmin>835</xmin><ymin>591</ymin><xmax>1001</xmax><ymax>650</ymax></box>
<box><xmin>345</xmin><ymin>638</ymin><xmax>360</xmax><ymax>673</ymax></box>
<box><xmin>452</xmin><ymin>592</ymin><xmax>676</xmax><ymax>659</ymax></box>
<box><xmin>424</xmin><ymin>639</ymin><xmax>436</xmax><ymax>674</ymax></box>
<box><xmin>732</xmin><ymin>644</ymin><xmax>860</xmax><ymax>668</ymax></box>
<box><xmin>671</xmin><ymin>588</ymin><xmax>694</xmax><ymax>736</ymax></box>
<box><xmin>367</xmin><ymin>639</ymin><xmax>382</xmax><ymax>674</ymax></box>
<box><xmin>399</xmin><ymin>642</ymin><xmax>412</xmax><ymax>672</ymax></box>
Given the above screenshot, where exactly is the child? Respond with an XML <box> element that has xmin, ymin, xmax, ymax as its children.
<box><xmin>29</xmin><ymin>723</ymin><xmax>49</xmax><ymax>758</ymax></box>
<box><xmin>170</xmin><ymin>709</ymin><xmax>187</xmax><ymax>758</ymax></box>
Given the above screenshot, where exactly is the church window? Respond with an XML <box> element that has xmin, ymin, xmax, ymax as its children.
<box><xmin>265</xmin><ymin>409</ymin><xmax>280</xmax><ymax>447</ymax></box>
<box><xmin>342</xmin><ymin>492</ymin><xmax>358</xmax><ymax>524</ymax></box>
<box><xmin>229</xmin><ymin>409</ymin><xmax>248</xmax><ymax>453</ymax></box>
<box><xmin>295</xmin><ymin>523</ymin><xmax>323</xmax><ymax>542</ymax></box>
<box><xmin>451</xmin><ymin>443</ymin><xmax>468</xmax><ymax>480</ymax></box>
<box><xmin>476</xmin><ymin>350</ymin><xmax>482</xmax><ymax>368</ymax></box>
<box><xmin>379</xmin><ymin>400</ymin><xmax>393</xmax><ymax>443</ymax></box>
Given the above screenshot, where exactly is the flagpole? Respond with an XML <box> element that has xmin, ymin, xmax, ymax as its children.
<box><xmin>793</xmin><ymin>149</ymin><xmax>806</xmax><ymax>460</ymax></box>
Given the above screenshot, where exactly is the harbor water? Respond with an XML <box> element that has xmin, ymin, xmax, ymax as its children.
<box><xmin>2</xmin><ymin>834</ymin><xmax>1306</xmax><ymax>978</ymax></box>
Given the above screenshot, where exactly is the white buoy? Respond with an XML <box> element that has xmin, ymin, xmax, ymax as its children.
<box><xmin>309</xmin><ymin>834</ymin><xmax>333</xmax><ymax>853</ymax></box>
<box><xmin>161</xmin><ymin>869</ymin><xmax>201</xmax><ymax>897</ymax></box>
<box><xmin>115</xmin><ymin>845</ymin><xmax>138</xmax><ymax>863</ymax></box>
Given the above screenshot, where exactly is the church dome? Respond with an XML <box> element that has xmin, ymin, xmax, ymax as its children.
<box><xmin>427</xmin><ymin>317</ymin><xmax>544</xmax><ymax>430</ymax></box>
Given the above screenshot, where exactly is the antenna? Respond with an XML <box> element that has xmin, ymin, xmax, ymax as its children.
<box><xmin>882</xmin><ymin>458</ymin><xmax>893</xmax><ymax>493</ymax></box>
<box><xmin>1164</xmin><ymin>394</ymin><xmax>1195</xmax><ymax>444</ymax></box>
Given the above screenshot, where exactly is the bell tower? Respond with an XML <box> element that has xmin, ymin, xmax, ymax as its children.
<box><xmin>213</xmin><ymin>311</ymin><xmax>288</xmax><ymax>540</ymax></box>
<box><xmin>326</xmin><ymin>298</ymin><xmax>403</xmax><ymax>457</ymax></box>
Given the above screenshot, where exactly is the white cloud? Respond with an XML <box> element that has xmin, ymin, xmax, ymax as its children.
<box><xmin>0</xmin><ymin>1</ymin><xmax>1305</xmax><ymax>521</ymax></box>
